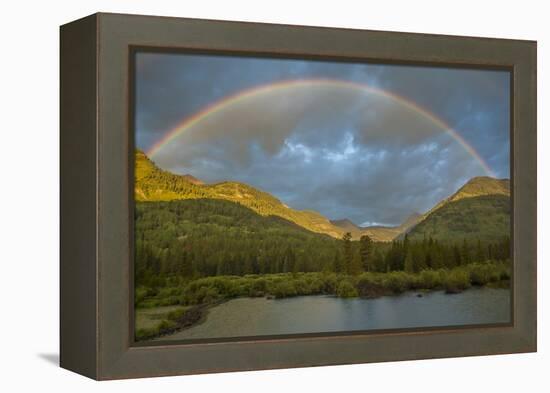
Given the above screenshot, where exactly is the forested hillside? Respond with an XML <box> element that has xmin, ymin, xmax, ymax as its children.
<box><xmin>135</xmin><ymin>199</ymin><xmax>341</xmax><ymax>283</ymax></box>
<box><xmin>135</xmin><ymin>198</ymin><xmax>510</xmax><ymax>289</ymax></box>
<box><xmin>135</xmin><ymin>150</ymin><xmax>345</xmax><ymax>238</ymax></box>
<box><xmin>407</xmin><ymin>194</ymin><xmax>510</xmax><ymax>241</ymax></box>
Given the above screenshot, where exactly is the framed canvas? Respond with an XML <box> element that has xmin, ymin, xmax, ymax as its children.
<box><xmin>60</xmin><ymin>12</ymin><xmax>537</xmax><ymax>380</ymax></box>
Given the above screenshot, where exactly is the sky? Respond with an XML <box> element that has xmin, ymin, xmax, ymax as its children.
<box><xmin>135</xmin><ymin>52</ymin><xmax>510</xmax><ymax>227</ymax></box>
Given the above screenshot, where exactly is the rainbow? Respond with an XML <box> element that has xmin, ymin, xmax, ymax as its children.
<box><xmin>147</xmin><ymin>78</ymin><xmax>494</xmax><ymax>176</ymax></box>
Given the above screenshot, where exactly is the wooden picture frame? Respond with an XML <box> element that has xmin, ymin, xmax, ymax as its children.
<box><xmin>60</xmin><ymin>12</ymin><xmax>537</xmax><ymax>380</ymax></box>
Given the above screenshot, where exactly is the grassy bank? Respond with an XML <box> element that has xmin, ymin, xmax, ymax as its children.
<box><xmin>135</xmin><ymin>304</ymin><xmax>210</xmax><ymax>341</ymax></box>
<box><xmin>135</xmin><ymin>260</ymin><xmax>510</xmax><ymax>340</ymax></box>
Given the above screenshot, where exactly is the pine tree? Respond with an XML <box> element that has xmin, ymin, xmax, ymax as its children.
<box><xmin>372</xmin><ymin>249</ymin><xmax>386</xmax><ymax>272</ymax></box>
<box><xmin>350</xmin><ymin>251</ymin><xmax>363</xmax><ymax>275</ymax></box>
<box><xmin>359</xmin><ymin>235</ymin><xmax>373</xmax><ymax>271</ymax></box>
<box><xmin>404</xmin><ymin>249</ymin><xmax>414</xmax><ymax>273</ymax></box>
<box><xmin>452</xmin><ymin>244</ymin><xmax>462</xmax><ymax>267</ymax></box>
<box><xmin>475</xmin><ymin>239</ymin><xmax>485</xmax><ymax>262</ymax></box>
<box><xmin>461</xmin><ymin>239</ymin><xmax>471</xmax><ymax>265</ymax></box>
<box><xmin>342</xmin><ymin>232</ymin><xmax>353</xmax><ymax>273</ymax></box>
<box><xmin>403</xmin><ymin>234</ymin><xmax>410</xmax><ymax>255</ymax></box>
<box><xmin>333</xmin><ymin>250</ymin><xmax>345</xmax><ymax>273</ymax></box>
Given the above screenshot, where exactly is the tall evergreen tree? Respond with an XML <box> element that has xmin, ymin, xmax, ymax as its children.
<box><xmin>359</xmin><ymin>234</ymin><xmax>373</xmax><ymax>272</ymax></box>
<box><xmin>475</xmin><ymin>239</ymin><xmax>485</xmax><ymax>262</ymax></box>
<box><xmin>461</xmin><ymin>239</ymin><xmax>471</xmax><ymax>264</ymax></box>
<box><xmin>350</xmin><ymin>252</ymin><xmax>363</xmax><ymax>275</ymax></box>
<box><xmin>342</xmin><ymin>232</ymin><xmax>353</xmax><ymax>274</ymax></box>
<box><xmin>404</xmin><ymin>249</ymin><xmax>414</xmax><ymax>273</ymax></box>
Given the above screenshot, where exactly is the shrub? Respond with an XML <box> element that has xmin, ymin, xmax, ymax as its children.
<box><xmin>166</xmin><ymin>308</ymin><xmax>187</xmax><ymax>321</ymax></box>
<box><xmin>444</xmin><ymin>270</ymin><xmax>471</xmax><ymax>294</ymax></box>
<box><xmin>211</xmin><ymin>277</ymin><xmax>241</xmax><ymax>297</ymax></box>
<box><xmin>135</xmin><ymin>326</ymin><xmax>160</xmax><ymax>341</ymax></box>
<box><xmin>138</xmin><ymin>262</ymin><xmax>510</xmax><ymax>311</ymax></box>
<box><xmin>499</xmin><ymin>268</ymin><xmax>511</xmax><ymax>281</ymax></box>
<box><xmin>146</xmin><ymin>287</ymin><xmax>159</xmax><ymax>297</ymax></box>
<box><xmin>383</xmin><ymin>272</ymin><xmax>411</xmax><ymax>294</ymax></box>
<box><xmin>417</xmin><ymin>270</ymin><xmax>442</xmax><ymax>290</ymax></box>
<box><xmin>320</xmin><ymin>273</ymin><xmax>339</xmax><ymax>294</ymax></box>
<box><xmin>135</xmin><ymin>287</ymin><xmax>149</xmax><ymax>306</ymax></box>
<box><xmin>304</xmin><ymin>276</ymin><xmax>325</xmax><ymax>294</ymax></box>
<box><xmin>468</xmin><ymin>264</ymin><xmax>491</xmax><ymax>286</ymax></box>
<box><xmin>248</xmin><ymin>278</ymin><xmax>267</xmax><ymax>296</ymax></box>
<box><xmin>356</xmin><ymin>273</ymin><xmax>387</xmax><ymax>297</ymax></box>
<box><xmin>270</xmin><ymin>280</ymin><xmax>298</xmax><ymax>298</ymax></box>
<box><xmin>158</xmin><ymin>319</ymin><xmax>177</xmax><ymax>330</ymax></box>
<box><xmin>336</xmin><ymin>280</ymin><xmax>358</xmax><ymax>298</ymax></box>
<box><xmin>157</xmin><ymin>295</ymin><xmax>181</xmax><ymax>306</ymax></box>
<box><xmin>497</xmin><ymin>261</ymin><xmax>512</xmax><ymax>280</ymax></box>
<box><xmin>202</xmin><ymin>287</ymin><xmax>221</xmax><ymax>303</ymax></box>
<box><xmin>135</xmin><ymin>318</ymin><xmax>178</xmax><ymax>341</ymax></box>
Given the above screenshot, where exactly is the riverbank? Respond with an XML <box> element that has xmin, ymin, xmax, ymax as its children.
<box><xmin>135</xmin><ymin>301</ymin><xmax>226</xmax><ymax>341</ymax></box>
<box><xmin>160</xmin><ymin>288</ymin><xmax>511</xmax><ymax>340</ymax></box>
<box><xmin>135</xmin><ymin>261</ymin><xmax>510</xmax><ymax>341</ymax></box>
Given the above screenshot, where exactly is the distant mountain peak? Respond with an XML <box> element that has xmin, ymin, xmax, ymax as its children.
<box><xmin>330</xmin><ymin>218</ymin><xmax>361</xmax><ymax>231</ymax></box>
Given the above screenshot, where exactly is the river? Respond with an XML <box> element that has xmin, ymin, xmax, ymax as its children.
<box><xmin>160</xmin><ymin>287</ymin><xmax>510</xmax><ymax>341</ymax></box>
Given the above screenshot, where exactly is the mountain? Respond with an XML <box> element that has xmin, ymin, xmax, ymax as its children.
<box><xmin>330</xmin><ymin>218</ymin><xmax>360</xmax><ymax>232</ymax></box>
<box><xmin>135</xmin><ymin>150</ymin><xmax>345</xmax><ymax>238</ymax></box>
<box><xmin>330</xmin><ymin>219</ymin><xmax>363</xmax><ymax>238</ymax></box>
<box><xmin>329</xmin><ymin>218</ymin><xmax>403</xmax><ymax>242</ymax></box>
<box><xmin>136</xmin><ymin>150</ymin><xmax>510</xmax><ymax>243</ymax></box>
<box><xmin>424</xmin><ymin>176</ymin><xmax>510</xmax><ymax>217</ymax></box>
<box><xmin>331</xmin><ymin>212</ymin><xmax>423</xmax><ymax>242</ymax></box>
<box><xmin>329</xmin><ymin>219</ymin><xmax>401</xmax><ymax>242</ymax></box>
<box><xmin>362</xmin><ymin>212</ymin><xmax>424</xmax><ymax>241</ymax></box>
<box><xmin>405</xmin><ymin>177</ymin><xmax>510</xmax><ymax>241</ymax></box>
<box><xmin>329</xmin><ymin>177</ymin><xmax>510</xmax><ymax>242</ymax></box>
<box><xmin>360</xmin><ymin>226</ymin><xmax>402</xmax><ymax>242</ymax></box>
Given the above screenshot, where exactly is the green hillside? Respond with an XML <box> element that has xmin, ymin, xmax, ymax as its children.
<box><xmin>407</xmin><ymin>194</ymin><xmax>510</xmax><ymax>241</ymax></box>
<box><xmin>406</xmin><ymin>176</ymin><xmax>510</xmax><ymax>241</ymax></box>
<box><xmin>423</xmin><ymin>176</ymin><xmax>510</xmax><ymax>216</ymax></box>
<box><xmin>135</xmin><ymin>199</ymin><xmax>343</xmax><ymax>281</ymax></box>
<box><xmin>135</xmin><ymin>150</ymin><xmax>345</xmax><ymax>238</ymax></box>
<box><xmin>136</xmin><ymin>197</ymin><xmax>510</xmax><ymax>284</ymax></box>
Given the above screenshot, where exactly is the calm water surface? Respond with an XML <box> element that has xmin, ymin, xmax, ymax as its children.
<box><xmin>162</xmin><ymin>287</ymin><xmax>510</xmax><ymax>340</ymax></box>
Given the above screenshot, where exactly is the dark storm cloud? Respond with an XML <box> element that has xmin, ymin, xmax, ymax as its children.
<box><xmin>135</xmin><ymin>52</ymin><xmax>510</xmax><ymax>226</ymax></box>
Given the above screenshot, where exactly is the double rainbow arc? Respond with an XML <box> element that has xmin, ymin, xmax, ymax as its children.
<box><xmin>146</xmin><ymin>78</ymin><xmax>494</xmax><ymax>177</ymax></box>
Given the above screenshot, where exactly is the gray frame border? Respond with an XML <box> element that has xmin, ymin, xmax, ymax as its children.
<box><xmin>60</xmin><ymin>12</ymin><xmax>536</xmax><ymax>380</ymax></box>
